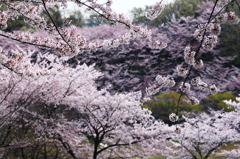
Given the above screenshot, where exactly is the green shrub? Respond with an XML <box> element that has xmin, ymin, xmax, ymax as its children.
<box><xmin>143</xmin><ymin>92</ymin><xmax>203</xmax><ymax>124</ymax></box>
<box><xmin>200</xmin><ymin>92</ymin><xmax>235</xmax><ymax>112</ymax></box>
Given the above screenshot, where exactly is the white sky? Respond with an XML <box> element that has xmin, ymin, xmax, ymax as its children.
<box><xmin>96</xmin><ymin>0</ymin><xmax>175</xmax><ymax>14</ymax></box>
<box><xmin>63</xmin><ymin>0</ymin><xmax>175</xmax><ymax>17</ymax></box>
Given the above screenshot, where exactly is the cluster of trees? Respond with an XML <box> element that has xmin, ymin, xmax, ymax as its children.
<box><xmin>0</xmin><ymin>3</ymin><xmax>105</xmax><ymax>32</ymax></box>
<box><xmin>131</xmin><ymin>0</ymin><xmax>212</xmax><ymax>26</ymax></box>
<box><xmin>0</xmin><ymin>0</ymin><xmax>239</xmax><ymax>158</ymax></box>
<box><xmin>0</xmin><ymin>60</ymin><xmax>169</xmax><ymax>158</ymax></box>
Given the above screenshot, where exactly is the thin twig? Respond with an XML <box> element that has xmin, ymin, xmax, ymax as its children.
<box><xmin>41</xmin><ymin>0</ymin><xmax>74</xmax><ymax>52</ymax></box>
<box><xmin>176</xmin><ymin>0</ymin><xmax>220</xmax><ymax>115</ymax></box>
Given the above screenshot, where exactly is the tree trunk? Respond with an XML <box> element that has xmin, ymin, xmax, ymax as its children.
<box><xmin>93</xmin><ymin>144</ymin><xmax>98</xmax><ymax>159</ymax></box>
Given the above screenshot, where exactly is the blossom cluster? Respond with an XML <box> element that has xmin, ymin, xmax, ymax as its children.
<box><xmin>145</xmin><ymin>1</ymin><xmax>164</xmax><ymax>20</ymax></box>
<box><xmin>149</xmin><ymin>40</ymin><xmax>168</xmax><ymax>49</ymax></box>
<box><xmin>146</xmin><ymin>75</ymin><xmax>175</xmax><ymax>96</ymax></box>
<box><xmin>187</xmin><ymin>96</ymin><xmax>200</xmax><ymax>105</ymax></box>
<box><xmin>178</xmin><ymin>88</ymin><xmax>200</xmax><ymax>106</ymax></box>
<box><xmin>179</xmin><ymin>82</ymin><xmax>191</xmax><ymax>92</ymax></box>
<box><xmin>176</xmin><ymin>65</ymin><xmax>188</xmax><ymax>76</ymax></box>
<box><xmin>183</xmin><ymin>46</ymin><xmax>204</xmax><ymax>69</ymax></box>
<box><xmin>155</xmin><ymin>75</ymin><xmax>176</xmax><ymax>87</ymax></box>
<box><xmin>179</xmin><ymin>76</ymin><xmax>218</xmax><ymax>94</ymax></box>
<box><xmin>4</xmin><ymin>3</ymin><xmax>45</xmax><ymax>30</ymax></box>
<box><xmin>169</xmin><ymin>113</ymin><xmax>179</xmax><ymax>122</ymax></box>
<box><xmin>0</xmin><ymin>46</ymin><xmax>66</xmax><ymax>77</ymax></box>
<box><xmin>194</xmin><ymin>10</ymin><xmax>239</xmax><ymax>50</ymax></box>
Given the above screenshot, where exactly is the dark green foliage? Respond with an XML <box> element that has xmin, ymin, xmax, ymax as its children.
<box><xmin>170</xmin><ymin>0</ymin><xmax>203</xmax><ymax>19</ymax></box>
<box><xmin>42</xmin><ymin>4</ymin><xmax>63</xmax><ymax>28</ymax></box>
<box><xmin>0</xmin><ymin>3</ymin><xmax>28</xmax><ymax>32</ymax></box>
<box><xmin>143</xmin><ymin>92</ymin><xmax>203</xmax><ymax>124</ymax></box>
<box><xmin>85</xmin><ymin>13</ymin><xmax>107</xmax><ymax>27</ymax></box>
<box><xmin>68</xmin><ymin>11</ymin><xmax>84</xmax><ymax>27</ymax></box>
<box><xmin>200</xmin><ymin>92</ymin><xmax>236</xmax><ymax>112</ymax></box>
<box><xmin>219</xmin><ymin>1</ymin><xmax>240</xmax><ymax>68</ymax></box>
<box><xmin>143</xmin><ymin>92</ymin><xmax>236</xmax><ymax>125</ymax></box>
<box><xmin>130</xmin><ymin>0</ymin><xmax>205</xmax><ymax>26</ymax></box>
<box><xmin>131</xmin><ymin>6</ymin><xmax>151</xmax><ymax>25</ymax></box>
<box><xmin>0</xmin><ymin>3</ymin><xmax>63</xmax><ymax>31</ymax></box>
<box><xmin>6</xmin><ymin>16</ymin><xmax>27</xmax><ymax>32</ymax></box>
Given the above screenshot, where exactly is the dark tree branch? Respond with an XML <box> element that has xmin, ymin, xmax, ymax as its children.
<box><xmin>204</xmin><ymin>142</ymin><xmax>223</xmax><ymax>159</ymax></box>
<box><xmin>0</xmin><ymin>33</ymin><xmax>52</xmax><ymax>50</ymax></box>
<box><xmin>41</xmin><ymin>0</ymin><xmax>74</xmax><ymax>52</ymax></box>
<box><xmin>57</xmin><ymin>133</ymin><xmax>79</xmax><ymax>159</ymax></box>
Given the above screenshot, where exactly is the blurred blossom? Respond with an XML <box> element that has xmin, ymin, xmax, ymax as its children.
<box><xmin>209</xmin><ymin>84</ymin><xmax>219</xmax><ymax>94</ymax></box>
<box><xmin>176</xmin><ymin>65</ymin><xmax>188</xmax><ymax>76</ymax></box>
<box><xmin>146</xmin><ymin>85</ymin><xmax>160</xmax><ymax>96</ymax></box>
<box><xmin>193</xmin><ymin>60</ymin><xmax>204</xmax><ymax>69</ymax></box>
<box><xmin>174</xmin><ymin>127</ymin><xmax>181</xmax><ymax>134</ymax></box>
<box><xmin>188</xmin><ymin>96</ymin><xmax>200</xmax><ymax>105</ymax></box>
<box><xmin>197</xmin><ymin>81</ymin><xmax>208</xmax><ymax>91</ymax></box>
<box><xmin>179</xmin><ymin>82</ymin><xmax>191</xmax><ymax>92</ymax></box>
<box><xmin>169</xmin><ymin>113</ymin><xmax>179</xmax><ymax>122</ymax></box>
<box><xmin>191</xmin><ymin>77</ymin><xmax>201</xmax><ymax>86</ymax></box>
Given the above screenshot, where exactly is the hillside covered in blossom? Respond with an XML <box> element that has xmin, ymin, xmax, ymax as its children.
<box><xmin>74</xmin><ymin>1</ymin><xmax>240</xmax><ymax>99</ymax></box>
<box><xmin>0</xmin><ymin>2</ymin><xmax>239</xmax><ymax>99</ymax></box>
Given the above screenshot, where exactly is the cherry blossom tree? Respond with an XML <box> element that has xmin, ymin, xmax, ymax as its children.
<box><xmin>164</xmin><ymin>111</ymin><xmax>240</xmax><ymax>158</ymax></box>
<box><xmin>211</xmin><ymin>94</ymin><xmax>240</xmax><ymax>159</ymax></box>
<box><xmin>60</xmin><ymin>88</ymin><xmax>169</xmax><ymax>158</ymax></box>
<box><xmin>158</xmin><ymin>94</ymin><xmax>240</xmax><ymax>159</ymax></box>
